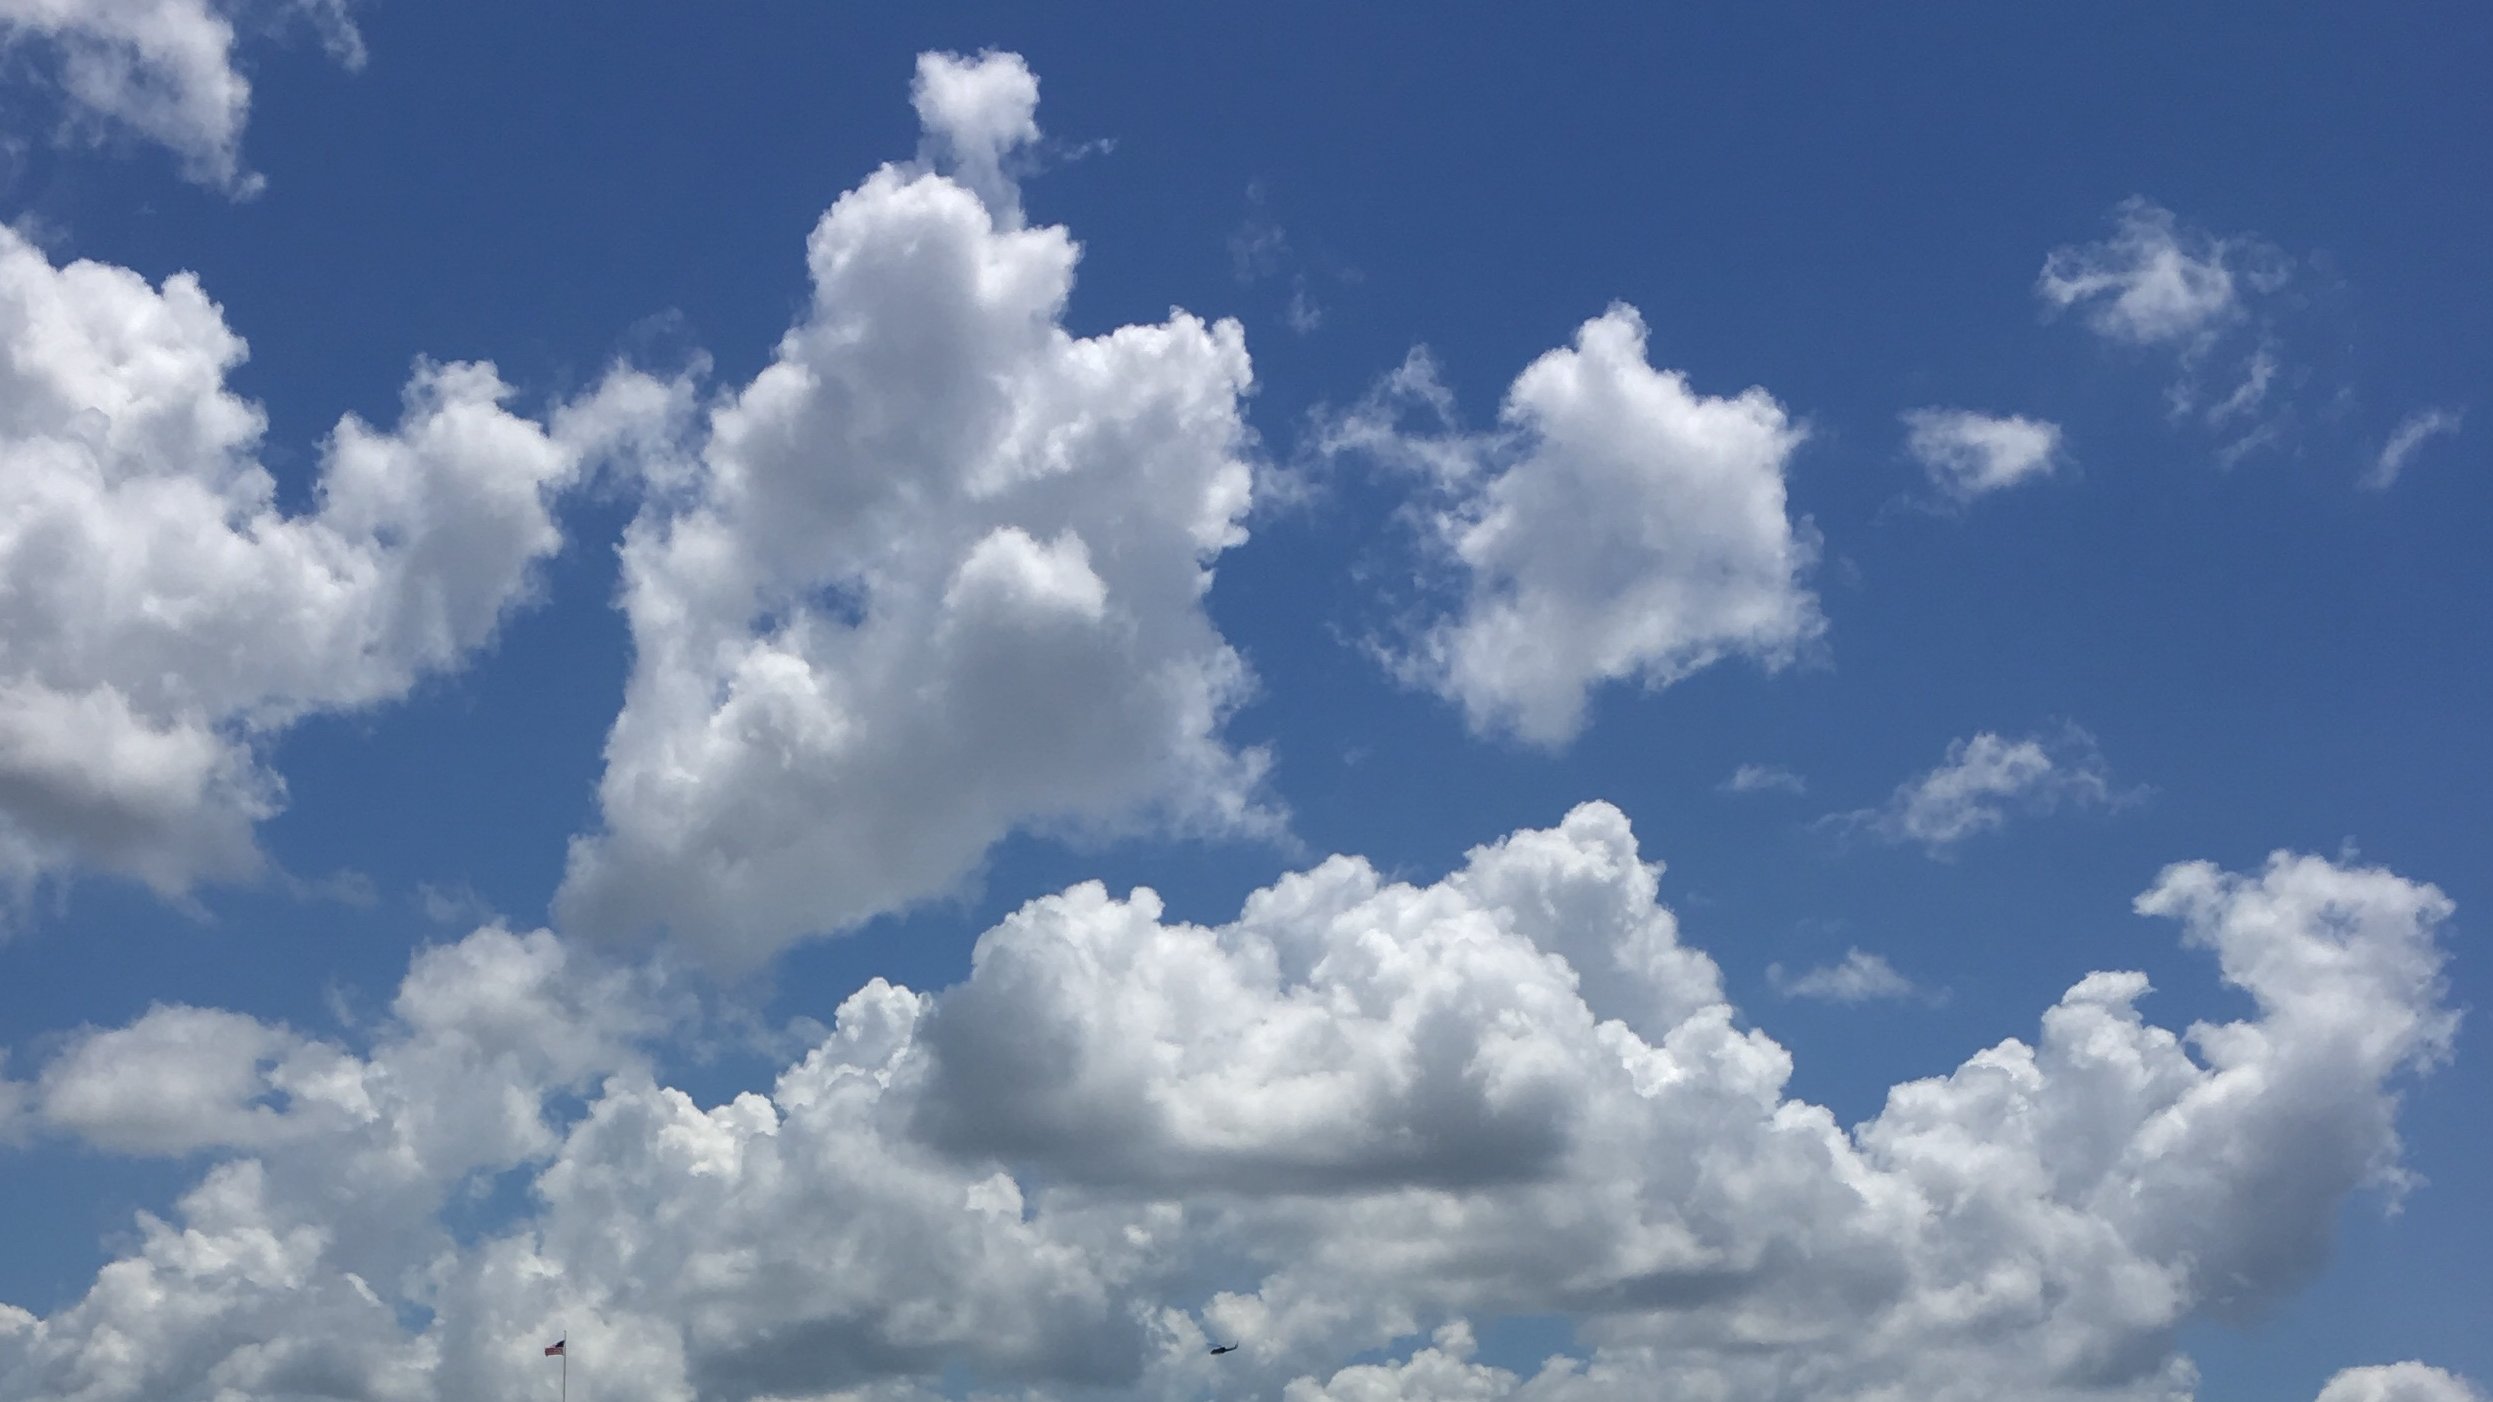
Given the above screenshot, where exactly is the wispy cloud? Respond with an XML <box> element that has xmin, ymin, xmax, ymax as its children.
<box><xmin>1230</xmin><ymin>182</ymin><xmax>1328</xmax><ymax>335</ymax></box>
<box><xmin>2361</xmin><ymin>407</ymin><xmax>2465</xmax><ymax>491</ymax></box>
<box><xmin>2039</xmin><ymin>199</ymin><xmax>2271</xmax><ymax>350</ymax></box>
<box><xmin>2040</xmin><ymin>198</ymin><xmax>2303</xmax><ymax>464</ymax></box>
<box><xmin>1721</xmin><ymin>763</ymin><xmax>1807</xmax><ymax>796</ymax></box>
<box><xmin>1830</xmin><ymin>726</ymin><xmax>2131</xmax><ymax>855</ymax></box>
<box><xmin>1768</xmin><ymin>947</ymin><xmax>1932</xmax><ymax>1004</ymax></box>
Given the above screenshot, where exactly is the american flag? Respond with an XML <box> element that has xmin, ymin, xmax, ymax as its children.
<box><xmin>544</xmin><ymin>1340</ymin><xmax>566</xmax><ymax>1357</ymax></box>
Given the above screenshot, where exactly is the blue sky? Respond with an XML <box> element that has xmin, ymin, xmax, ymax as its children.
<box><xmin>0</xmin><ymin>5</ymin><xmax>2486</xmax><ymax>1401</ymax></box>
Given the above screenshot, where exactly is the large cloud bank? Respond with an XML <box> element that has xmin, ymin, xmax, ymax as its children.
<box><xmin>0</xmin><ymin>804</ymin><xmax>2465</xmax><ymax>1401</ymax></box>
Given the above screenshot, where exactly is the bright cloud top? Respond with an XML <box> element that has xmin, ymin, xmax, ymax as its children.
<box><xmin>0</xmin><ymin>225</ymin><xmax>619</xmax><ymax>904</ymax></box>
<box><xmin>0</xmin><ymin>0</ymin><xmax>362</xmax><ymax>195</ymax></box>
<box><xmin>911</xmin><ymin>48</ymin><xmax>1041</xmax><ymax>226</ymax></box>
<box><xmin>556</xmin><ymin>52</ymin><xmax>1272</xmax><ymax>970</ymax></box>
<box><xmin>1903</xmin><ymin>407</ymin><xmax>2064</xmax><ymax>501</ymax></box>
<box><xmin>2315</xmin><ymin>1363</ymin><xmax>2489</xmax><ymax>1402</ymax></box>
<box><xmin>1337</xmin><ymin>308</ymin><xmax>1821</xmax><ymax>746</ymax></box>
<box><xmin>0</xmin><ymin>807</ymin><xmax>2466</xmax><ymax>1401</ymax></box>
<box><xmin>1836</xmin><ymin>727</ymin><xmax>2122</xmax><ymax>854</ymax></box>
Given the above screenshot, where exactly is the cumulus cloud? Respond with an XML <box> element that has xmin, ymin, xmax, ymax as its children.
<box><xmin>911</xmin><ymin>49</ymin><xmax>1040</xmax><ymax>227</ymax></box>
<box><xmin>1902</xmin><ymin>407</ymin><xmax>2064</xmax><ymax>501</ymax></box>
<box><xmin>0</xmin><ymin>224</ymin><xmax>626</xmax><ymax>906</ymax></box>
<box><xmin>0</xmin><ymin>809</ymin><xmax>2464</xmax><ymax>1401</ymax></box>
<box><xmin>1721</xmin><ymin>762</ymin><xmax>1806</xmax><ymax>795</ymax></box>
<box><xmin>1768</xmin><ymin>947</ymin><xmax>1924</xmax><ymax>1004</ymax></box>
<box><xmin>2361</xmin><ymin>408</ymin><xmax>2464</xmax><ymax>491</ymax></box>
<box><xmin>555</xmin><ymin>53</ymin><xmax>1272</xmax><ymax>970</ymax></box>
<box><xmin>1331</xmin><ymin>306</ymin><xmax>1821</xmax><ymax>746</ymax></box>
<box><xmin>1833</xmin><ymin>727</ymin><xmax>2123</xmax><ymax>855</ymax></box>
<box><xmin>2316</xmin><ymin>1363</ymin><xmax>2488</xmax><ymax>1402</ymax></box>
<box><xmin>0</xmin><ymin>0</ymin><xmax>364</xmax><ymax>195</ymax></box>
<box><xmin>35</xmin><ymin>1003</ymin><xmax>308</xmax><ymax>1154</ymax></box>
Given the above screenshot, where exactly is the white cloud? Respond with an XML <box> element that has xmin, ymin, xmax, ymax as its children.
<box><xmin>0</xmin><ymin>0</ymin><xmax>363</xmax><ymax>195</ymax></box>
<box><xmin>1769</xmin><ymin>947</ymin><xmax>1923</xmax><ymax>1004</ymax></box>
<box><xmin>1834</xmin><ymin>727</ymin><xmax>2121</xmax><ymax>854</ymax></box>
<box><xmin>911</xmin><ymin>801</ymin><xmax>1724</xmax><ymax>1189</ymax></box>
<box><xmin>1335</xmin><ymin>306</ymin><xmax>1821</xmax><ymax>746</ymax></box>
<box><xmin>36</xmin><ymin>1004</ymin><xmax>309</xmax><ymax>1154</ymax></box>
<box><xmin>2039</xmin><ymin>200</ymin><xmax>2303</xmax><ymax>459</ymax></box>
<box><xmin>0</xmin><ymin>1054</ymin><xmax>25</xmax><ymax>1146</ymax></box>
<box><xmin>553</xmin><ymin>53</ymin><xmax>1272</xmax><ymax>972</ymax></box>
<box><xmin>2316</xmin><ymin>1363</ymin><xmax>2488</xmax><ymax>1402</ymax></box>
<box><xmin>911</xmin><ymin>49</ymin><xmax>1040</xmax><ymax>227</ymax></box>
<box><xmin>1722</xmin><ymin>762</ymin><xmax>1806</xmax><ymax>795</ymax></box>
<box><xmin>0</xmin><ymin>811</ymin><xmax>2463</xmax><ymax>1402</ymax></box>
<box><xmin>555</xmin><ymin>57</ymin><xmax>1275</xmax><ymax>971</ymax></box>
<box><xmin>0</xmin><ymin>225</ymin><xmax>613</xmax><ymax>905</ymax></box>
<box><xmin>1902</xmin><ymin>407</ymin><xmax>2064</xmax><ymax>501</ymax></box>
<box><xmin>2361</xmin><ymin>407</ymin><xmax>2465</xmax><ymax>490</ymax></box>
<box><xmin>2039</xmin><ymin>198</ymin><xmax>2269</xmax><ymax>351</ymax></box>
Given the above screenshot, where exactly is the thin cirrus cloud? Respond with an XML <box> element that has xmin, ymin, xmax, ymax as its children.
<box><xmin>553</xmin><ymin>51</ymin><xmax>1278</xmax><ymax>972</ymax></box>
<box><xmin>0</xmin><ymin>222</ymin><xmax>671</xmax><ymax>908</ymax></box>
<box><xmin>2039</xmin><ymin>197</ymin><xmax>2297</xmax><ymax>457</ymax></box>
<box><xmin>2361</xmin><ymin>407</ymin><xmax>2465</xmax><ymax>491</ymax></box>
<box><xmin>0</xmin><ymin>803</ymin><xmax>2467</xmax><ymax>1401</ymax></box>
<box><xmin>1721</xmin><ymin>762</ymin><xmax>1807</xmax><ymax>796</ymax></box>
<box><xmin>1901</xmin><ymin>407</ymin><xmax>2065</xmax><ymax>502</ymax></box>
<box><xmin>1831</xmin><ymin>727</ymin><xmax>2127</xmax><ymax>855</ymax></box>
<box><xmin>0</xmin><ymin>0</ymin><xmax>364</xmax><ymax>195</ymax></box>
<box><xmin>1767</xmin><ymin>946</ymin><xmax>1928</xmax><ymax>1004</ymax></box>
<box><xmin>1323</xmin><ymin>309</ymin><xmax>1823</xmax><ymax>748</ymax></box>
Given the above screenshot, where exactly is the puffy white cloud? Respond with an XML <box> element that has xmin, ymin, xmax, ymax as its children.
<box><xmin>1768</xmin><ymin>947</ymin><xmax>1924</xmax><ymax>1004</ymax></box>
<box><xmin>1832</xmin><ymin>727</ymin><xmax>2122</xmax><ymax>854</ymax></box>
<box><xmin>0</xmin><ymin>0</ymin><xmax>363</xmax><ymax>195</ymax></box>
<box><xmin>1334</xmin><ymin>306</ymin><xmax>1821</xmax><ymax>746</ymax></box>
<box><xmin>911</xmin><ymin>801</ymin><xmax>1721</xmax><ymax>1190</ymax></box>
<box><xmin>0</xmin><ymin>224</ymin><xmax>609</xmax><ymax>904</ymax></box>
<box><xmin>35</xmin><ymin>1003</ymin><xmax>308</xmax><ymax>1154</ymax></box>
<box><xmin>555</xmin><ymin>54</ymin><xmax>1272</xmax><ymax>970</ymax></box>
<box><xmin>911</xmin><ymin>49</ymin><xmax>1040</xmax><ymax>227</ymax></box>
<box><xmin>2361</xmin><ymin>407</ymin><xmax>2464</xmax><ymax>491</ymax></box>
<box><xmin>1902</xmin><ymin>407</ymin><xmax>2064</xmax><ymax>501</ymax></box>
<box><xmin>0</xmin><ymin>810</ymin><xmax>2462</xmax><ymax>1402</ymax></box>
<box><xmin>2316</xmin><ymin>1363</ymin><xmax>2487</xmax><ymax>1402</ymax></box>
<box><xmin>0</xmin><ymin>923</ymin><xmax>666</xmax><ymax>1402</ymax></box>
<box><xmin>1721</xmin><ymin>762</ymin><xmax>1805</xmax><ymax>795</ymax></box>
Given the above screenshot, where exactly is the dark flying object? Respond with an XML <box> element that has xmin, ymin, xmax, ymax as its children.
<box><xmin>1209</xmin><ymin>1343</ymin><xmax>1239</xmax><ymax>1356</ymax></box>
